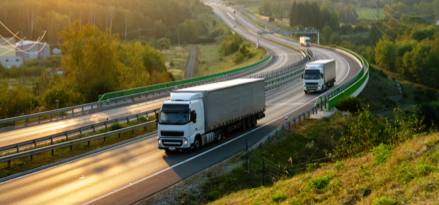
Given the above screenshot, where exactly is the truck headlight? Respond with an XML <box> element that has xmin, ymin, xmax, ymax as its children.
<box><xmin>184</xmin><ymin>139</ymin><xmax>188</xmax><ymax>145</ymax></box>
<box><xmin>318</xmin><ymin>86</ymin><xmax>321</xmax><ymax>90</ymax></box>
<box><xmin>158</xmin><ymin>138</ymin><xmax>161</xmax><ymax>144</ymax></box>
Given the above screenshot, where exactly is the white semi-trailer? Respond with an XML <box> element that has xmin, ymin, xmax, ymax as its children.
<box><xmin>157</xmin><ymin>78</ymin><xmax>266</xmax><ymax>151</ymax></box>
<box><xmin>300</xmin><ymin>36</ymin><xmax>311</xmax><ymax>47</ymax></box>
<box><xmin>303</xmin><ymin>59</ymin><xmax>336</xmax><ymax>93</ymax></box>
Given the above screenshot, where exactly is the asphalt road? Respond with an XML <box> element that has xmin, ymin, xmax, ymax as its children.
<box><xmin>184</xmin><ymin>47</ymin><xmax>196</xmax><ymax>79</ymax></box>
<box><xmin>0</xmin><ymin>9</ymin><xmax>303</xmax><ymax>149</ymax></box>
<box><xmin>0</xmin><ymin>4</ymin><xmax>362</xmax><ymax>205</ymax></box>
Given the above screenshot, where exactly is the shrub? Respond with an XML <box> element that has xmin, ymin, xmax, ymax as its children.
<box><xmin>305</xmin><ymin>175</ymin><xmax>332</xmax><ymax>191</ymax></box>
<box><xmin>111</xmin><ymin>122</ymin><xmax>123</xmax><ymax>130</ymax></box>
<box><xmin>210</xmin><ymin>28</ymin><xmax>224</xmax><ymax>38</ymax></box>
<box><xmin>220</xmin><ymin>33</ymin><xmax>243</xmax><ymax>55</ymax></box>
<box><xmin>372</xmin><ymin>144</ymin><xmax>393</xmax><ymax>166</ymax></box>
<box><xmin>233</xmin><ymin>52</ymin><xmax>245</xmax><ymax>63</ymax></box>
<box><xmin>372</xmin><ymin>196</ymin><xmax>397</xmax><ymax>205</ymax></box>
<box><xmin>416</xmin><ymin>163</ymin><xmax>437</xmax><ymax>176</ymax></box>
<box><xmin>334</xmin><ymin>97</ymin><xmax>365</xmax><ymax>114</ymax></box>
<box><xmin>335</xmin><ymin>161</ymin><xmax>344</xmax><ymax>170</ymax></box>
<box><xmin>271</xmin><ymin>194</ymin><xmax>286</xmax><ymax>202</ymax></box>
<box><xmin>268</xmin><ymin>16</ymin><xmax>275</xmax><ymax>22</ymax></box>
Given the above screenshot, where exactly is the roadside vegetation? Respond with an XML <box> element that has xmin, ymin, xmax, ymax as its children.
<box><xmin>0</xmin><ymin>116</ymin><xmax>157</xmax><ymax>178</ymax></box>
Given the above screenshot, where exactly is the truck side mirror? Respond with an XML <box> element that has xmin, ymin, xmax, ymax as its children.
<box><xmin>155</xmin><ymin>112</ymin><xmax>159</xmax><ymax>122</ymax></box>
<box><xmin>301</xmin><ymin>74</ymin><xmax>303</xmax><ymax>79</ymax></box>
<box><xmin>190</xmin><ymin>111</ymin><xmax>197</xmax><ymax>123</ymax></box>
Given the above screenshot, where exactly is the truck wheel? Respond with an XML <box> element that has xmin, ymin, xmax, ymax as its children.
<box><xmin>216</xmin><ymin>131</ymin><xmax>223</xmax><ymax>142</ymax></box>
<box><xmin>247</xmin><ymin>117</ymin><xmax>252</xmax><ymax>129</ymax></box>
<box><xmin>242</xmin><ymin>119</ymin><xmax>247</xmax><ymax>131</ymax></box>
<box><xmin>251</xmin><ymin>116</ymin><xmax>257</xmax><ymax>127</ymax></box>
<box><xmin>192</xmin><ymin>136</ymin><xmax>201</xmax><ymax>150</ymax></box>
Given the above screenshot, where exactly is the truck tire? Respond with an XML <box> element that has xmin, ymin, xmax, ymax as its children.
<box><xmin>247</xmin><ymin>117</ymin><xmax>252</xmax><ymax>129</ymax></box>
<box><xmin>192</xmin><ymin>136</ymin><xmax>201</xmax><ymax>150</ymax></box>
<box><xmin>242</xmin><ymin>119</ymin><xmax>247</xmax><ymax>131</ymax></box>
<box><xmin>251</xmin><ymin>116</ymin><xmax>257</xmax><ymax>127</ymax></box>
<box><xmin>216</xmin><ymin>130</ymin><xmax>223</xmax><ymax>142</ymax></box>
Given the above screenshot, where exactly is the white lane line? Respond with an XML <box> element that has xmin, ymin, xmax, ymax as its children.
<box><xmin>226</xmin><ymin>12</ymin><xmax>235</xmax><ymax>21</ymax></box>
<box><xmin>0</xmin><ymin>132</ymin><xmax>159</xmax><ymax>185</ymax></box>
<box><xmin>336</xmin><ymin>56</ymin><xmax>350</xmax><ymax>85</ymax></box>
<box><xmin>83</xmin><ymin>95</ymin><xmax>321</xmax><ymax>205</ymax></box>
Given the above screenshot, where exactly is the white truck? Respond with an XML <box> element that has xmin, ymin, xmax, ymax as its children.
<box><xmin>300</xmin><ymin>36</ymin><xmax>311</xmax><ymax>47</ymax></box>
<box><xmin>303</xmin><ymin>59</ymin><xmax>336</xmax><ymax>94</ymax></box>
<box><xmin>157</xmin><ymin>78</ymin><xmax>266</xmax><ymax>152</ymax></box>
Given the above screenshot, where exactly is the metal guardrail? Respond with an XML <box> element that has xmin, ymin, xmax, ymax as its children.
<box><xmin>314</xmin><ymin>47</ymin><xmax>369</xmax><ymax>110</ymax></box>
<box><xmin>0</xmin><ymin>121</ymin><xmax>158</xmax><ymax>165</ymax></box>
<box><xmin>97</xmin><ymin>54</ymin><xmax>273</xmax><ymax>101</ymax></box>
<box><xmin>244</xmin><ymin>103</ymin><xmax>322</xmax><ymax>154</ymax></box>
<box><xmin>0</xmin><ymin>53</ymin><xmax>275</xmax><ymax>132</ymax></box>
<box><xmin>0</xmin><ymin>108</ymin><xmax>160</xmax><ymax>154</ymax></box>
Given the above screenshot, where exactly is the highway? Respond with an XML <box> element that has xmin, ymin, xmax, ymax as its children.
<box><xmin>0</xmin><ymin>4</ymin><xmax>361</xmax><ymax>205</ymax></box>
<box><xmin>0</xmin><ymin>8</ymin><xmax>303</xmax><ymax>149</ymax></box>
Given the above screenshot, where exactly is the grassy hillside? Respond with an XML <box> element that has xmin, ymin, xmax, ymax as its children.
<box><xmin>212</xmin><ymin>133</ymin><xmax>439</xmax><ymax>204</ymax></box>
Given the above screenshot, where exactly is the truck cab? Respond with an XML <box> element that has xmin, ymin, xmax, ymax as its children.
<box><xmin>303</xmin><ymin>65</ymin><xmax>324</xmax><ymax>93</ymax></box>
<box><xmin>158</xmin><ymin>93</ymin><xmax>205</xmax><ymax>151</ymax></box>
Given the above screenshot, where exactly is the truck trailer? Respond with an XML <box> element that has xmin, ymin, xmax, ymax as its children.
<box><xmin>300</xmin><ymin>36</ymin><xmax>311</xmax><ymax>47</ymax></box>
<box><xmin>157</xmin><ymin>78</ymin><xmax>266</xmax><ymax>151</ymax></box>
<box><xmin>303</xmin><ymin>59</ymin><xmax>336</xmax><ymax>93</ymax></box>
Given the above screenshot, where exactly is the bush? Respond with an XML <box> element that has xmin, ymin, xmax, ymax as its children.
<box><xmin>268</xmin><ymin>16</ymin><xmax>275</xmax><ymax>22</ymax></box>
<box><xmin>418</xmin><ymin>101</ymin><xmax>439</xmax><ymax>127</ymax></box>
<box><xmin>335</xmin><ymin>161</ymin><xmax>344</xmax><ymax>170</ymax></box>
<box><xmin>372</xmin><ymin>196</ymin><xmax>397</xmax><ymax>205</ymax></box>
<box><xmin>271</xmin><ymin>194</ymin><xmax>286</xmax><ymax>202</ymax></box>
<box><xmin>416</xmin><ymin>163</ymin><xmax>437</xmax><ymax>176</ymax></box>
<box><xmin>220</xmin><ymin>33</ymin><xmax>243</xmax><ymax>55</ymax></box>
<box><xmin>111</xmin><ymin>122</ymin><xmax>123</xmax><ymax>130</ymax></box>
<box><xmin>233</xmin><ymin>52</ymin><xmax>245</xmax><ymax>63</ymax></box>
<box><xmin>372</xmin><ymin>144</ymin><xmax>393</xmax><ymax>166</ymax></box>
<box><xmin>210</xmin><ymin>28</ymin><xmax>224</xmax><ymax>38</ymax></box>
<box><xmin>305</xmin><ymin>175</ymin><xmax>332</xmax><ymax>191</ymax></box>
<box><xmin>334</xmin><ymin>97</ymin><xmax>365</xmax><ymax>114</ymax></box>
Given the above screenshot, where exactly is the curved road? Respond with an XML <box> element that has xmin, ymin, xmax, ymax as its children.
<box><xmin>184</xmin><ymin>47</ymin><xmax>196</xmax><ymax>79</ymax></box>
<box><xmin>0</xmin><ymin>4</ymin><xmax>362</xmax><ymax>205</ymax></box>
<box><xmin>0</xmin><ymin>9</ymin><xmax>303</xmax><ymax>149</ymax></box>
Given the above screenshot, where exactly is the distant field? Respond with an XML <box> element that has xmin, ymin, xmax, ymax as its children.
<box><xmin>196</xmin><ymin>43</ymin><xmax>265</xmax><ymax>77</ymax></box>
<box><xmin>247</xmin><ymin>6</ymin><xmax>259</xmax><ymax>14</ymax></box>
<box><xmin>356</xmin><ymin>6</ymin><xmax>384</xmax><ymax>20</ymax></box>
<box><xmin>162</xmin><ymin>46</ymin><xmax>189</xmax><ymax>80</ymax></box>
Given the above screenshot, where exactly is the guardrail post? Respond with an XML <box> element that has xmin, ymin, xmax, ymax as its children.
<box><xmin>93</xmin><ymin>125</ymin><xmax>96</xmax><ymax>133</ymax></box>
<box><xmin>79</xmin><ymin>128</ymin><xmax>82</xmax><ymax>136</ymax></box>
<box><xmin>308</xmin><ymin>111</ymin><xmax>310</xmax><ymax>117</ymax></box>
<box><xmin>82</xmin><ymin>107</ymin><xmax>84</xmax><ymax>111</ymax></box>
<box><xmin>105</xmin><ymin>121</ymin><xmax>108</xmax><ymax>129</ymax></box>
<box><xmin>34</xmin><ymin>140</ymin><xmax>37</xmax><ymax>148</ymax></box>
<box><xmin>88</xmin><ymin>141</ymin><xmax>90</xmax><ymax>146</ymax></box>
<box><xmin>299</xmin><ymin>115</ymin><xmax>301</xmax><ymax>123</ymax></box>
<box><xmin>91</xmin><ymin>104</ymin><xmax>93</xmax><ymax>109</ymax></box>
<box><xmin>52</xmin><ymin>149</ymin><xmax>54</xmax><ymax>156</ymax></box>
<box><xmin>51</xmin><ymin>136</ymin><xmax>54</xmax><ymax>145</ymax></box>
<box><xmin>127</xmin><ymin>117</ymin><xmax>129</xmax><ymax>124</ymax></box>
<box><xmin>8</xmin><ymin>160</ymin><xmax>10</xmax><ymax>167</ymax></box>
<box><xmin>50</xmin><ymin>114</ymin><xmax>52</xmax><ymax>122</ymax></box>
<box><xmin>31</xmin><ymin>154</ymin><xmax>33</xmax><ymax>160</ymax></box>
<box><xmin>16</xmin><ymin>144</ymin><xmax>19</xmax><ymax>153</ymax></box>
<box><xmin>38</xmin><ymin>116</ymin><xmax>41</xmax><ymax>124</ymax></box>
<box><xmin>70</xmin><ymin>145</ymin><xmax>73</xmax><ymax>152</ymax></box>
<box><xmin>294</xmin><ymin>119</ymin><xmax>296</xmax><ymax>127</ymax></box>
<box><xmin>66</xmin><ymin>132</ymin><xmax>69</xmax><ymax>140</ymax></box>
<box><xmin>136</xmin><ymin>114</ymin><xmax>139</xmax><ymax>121</ymax></box>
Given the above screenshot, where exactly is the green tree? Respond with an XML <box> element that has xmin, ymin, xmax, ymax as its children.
<box><xmin>375</xmin><ymin>36</ymin><xmax>398</xmax><ymax>72</ymax></box>
<box><xmin>60</xmin><ymin>21</ymin><xmax>122</xmax><ymax>102</ymax></box>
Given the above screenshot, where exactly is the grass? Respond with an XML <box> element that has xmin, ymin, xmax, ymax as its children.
<box><xmin>246</xmin><ymin>6</ymin><xmax>259</xmax><ymax>14</ymax></box>
<box><xmin>0</xmin><ymin>116</ymin><xmax>157</xmax><ymax>178</ymax></box>
<box><xmin>0</xmin><ymin>77</ymin><xmax>39</xmax><ymax>89</ymax></box>
<box><xmin>196</xmin><ymin>43</ymin><xmax>265</xmax><ymax>77</ymax></box>
<box><xmin>356</xmin><ymin>5</ymin><xmax>385</xmax><ymax>20</ymax></box>
<box><xmin>162</xmin><ymin>46</ymin><xmax>190</xmax><ymax>80</ymax></box>
<box><xmin>210</xmin><ymin>133</ymin><xmax>439</xmax><ymax>204</ymax></box>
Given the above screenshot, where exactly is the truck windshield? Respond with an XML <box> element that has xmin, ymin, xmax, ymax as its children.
<box><xmin>159</xmin><ymin>112</ymin><xmax>189</xmax><ymax>124</ymax></box>
<box><xmin>306</xmin><ymin>39</ymin><xmax>310</xmax><ymax>43</ymax></box>
<box><xmin>304</xmin><ymin>70</ymin><xmax>320</xmax><ymax>79</ymax></box>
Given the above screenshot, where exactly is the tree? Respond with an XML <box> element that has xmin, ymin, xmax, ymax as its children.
<box><xmin>158</xmin><ymin>38</ymin><xmax>171</xmax><ymax>50</ymax></box>
<box><xmin>375</xmin><ymin>36</ymin><xmax>398</xmax><ymax>72</ymax></box>
<box><xmin>60</xmin><ymin>21</ymin><xmax>122</xmax><ymax>102</ymax></box>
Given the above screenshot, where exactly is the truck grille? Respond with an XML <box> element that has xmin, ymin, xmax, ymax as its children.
<box><xmin>162</xmin><ymin>140</ymin><xmax>183</xmax><ymax>146</ymax></box>
<box><xmin>161</xmin><ymin>131</ymin><xmax>184</xmax><ymax>137</ymax></box>
<box><xmin>306</xmin><ymin>82</ymin><xmax>318</xmax><ymax>85</ymax></box>
<box><xmin>306</xmin><ymin>82</ymin><xmax>318</xmax><ymax>90</ymax></box>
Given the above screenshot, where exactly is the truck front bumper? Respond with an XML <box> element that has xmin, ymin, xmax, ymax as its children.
<box><xmin>304</xmin><ymin>87</ymin><xmax>322</xmax><ymax>93</ymax></box>
<box><xmin>158</xmin><ymin>137</ymin><xmax>192</xmax><ymax>151</ymax></box>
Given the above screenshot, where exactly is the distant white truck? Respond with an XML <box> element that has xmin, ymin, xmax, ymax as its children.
<box><xmin>300</xmin><ymin>36</ymin><xmax>311</xmax><ymax>47</ymax></box>
<box><xmin>157</xmin><ymin>79</ymin><xmax>266</xmax><ymax>152</ymax></box>
<box><xmin>303</xmin><ymin>59</ymin><xmax>336</xmax><ymax>94</ymax></box>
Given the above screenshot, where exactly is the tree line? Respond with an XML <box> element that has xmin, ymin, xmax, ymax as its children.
<box><xmin>0</xmin><ymin>0</ymin><xmax>209</xmax><ymax>46</ymax></box>
<box><xmin>0</xmin><ymin>22</ymin><xmax>173</xmax><ymax>119</ymax></box>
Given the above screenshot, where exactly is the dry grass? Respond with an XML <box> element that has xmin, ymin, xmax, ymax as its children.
<box><xmin>211</xmin><ymin>133</ymin><xmax>439</xmax><ymax>205</ymax></box>
<box><xmin>162</xmin><ymin>46</ymin><xmax>190</xmax><ymax>80</ymax></box>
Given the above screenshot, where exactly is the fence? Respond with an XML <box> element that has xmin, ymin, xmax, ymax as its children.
<box><xmin>0</xmin><ymin>109</ymin><xmax>160</xmax><ymax>154</ymax></box>
<box><xmin>0</xmin><ymin>121</ymin><xmax>158</xmax><ymax>167</ymax></box>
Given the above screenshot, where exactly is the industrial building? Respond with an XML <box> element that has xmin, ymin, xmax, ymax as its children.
<box><xmin>16</xmin><ymin>40</ymin><xmax>50</xmax><ymax>60</ymax></box>
<box><xmin>0</xmin><ymin>38</ymin><xmax>23</xmax><ymax>68</ymax></box>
